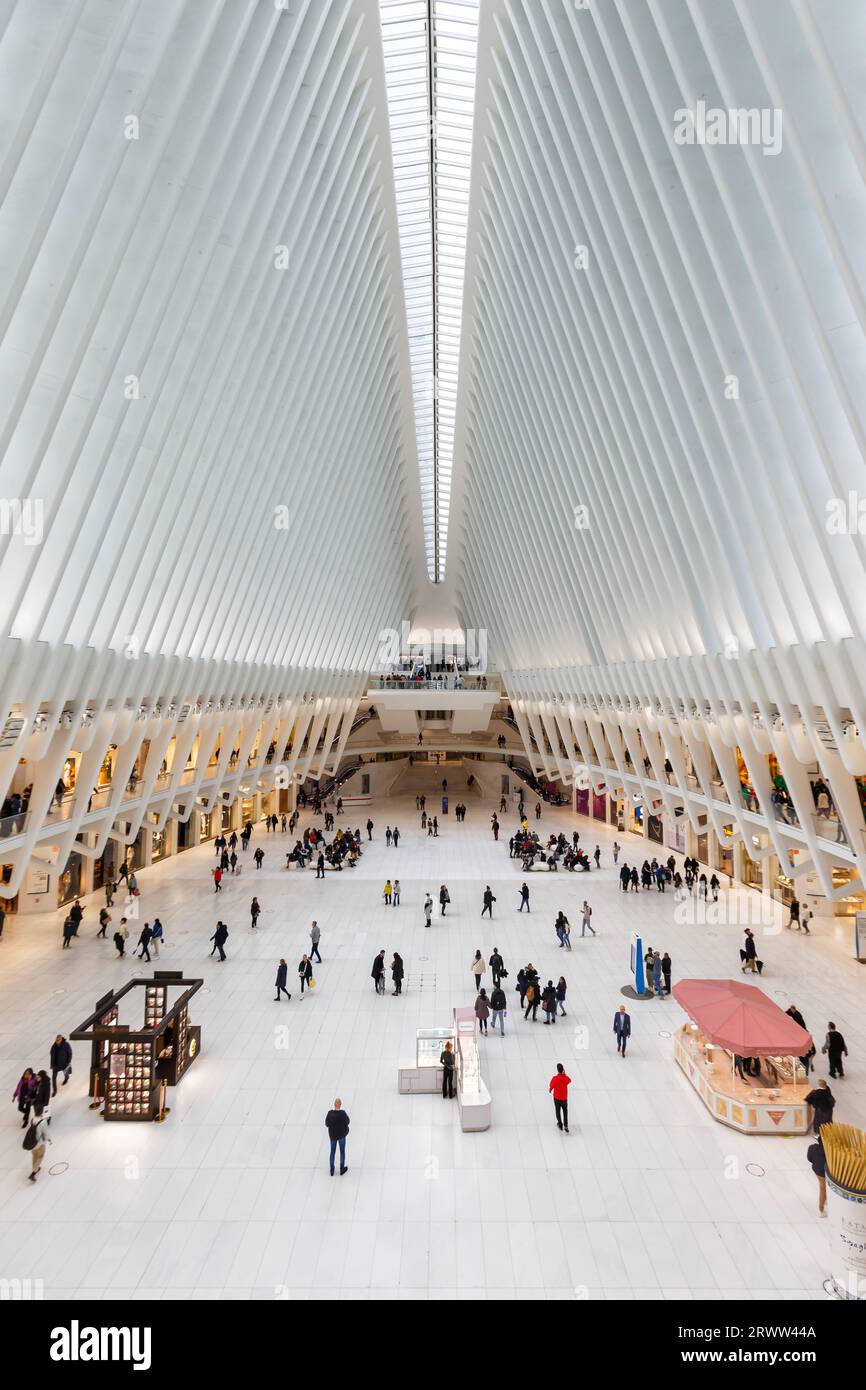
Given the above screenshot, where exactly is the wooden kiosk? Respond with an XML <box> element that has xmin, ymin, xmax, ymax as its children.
<box><xmin>71</xmin><ymin>972</ymin><xmax>202</xmax><ymax>1121</ymax></box>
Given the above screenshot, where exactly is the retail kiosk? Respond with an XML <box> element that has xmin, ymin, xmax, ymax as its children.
<box><xmin>398</xmin><ymin>1008</ymin><xmax>492</xmax><ymax>1131</ymax></box>
<box><xmin>671</xmin><ymin>978</ymin><xmax>813</xmax><ymax>1135</ymax></box>
<box><xmin>71</xmin><ymin>972</ymin><xmax>202</xmax><ymax>1121</ymax></box>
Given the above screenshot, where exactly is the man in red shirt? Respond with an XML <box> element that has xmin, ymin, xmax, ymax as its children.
<box><xmin>549</xmin><ymin>1063</ymin><xmax>571</xmax><ymax>1132</ymax></box>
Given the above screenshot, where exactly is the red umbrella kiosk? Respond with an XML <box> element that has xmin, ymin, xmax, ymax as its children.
<box><xmin>671</xmin><ymin>979</ymin><xmax>814</xmax><ymax>1135</ymax></box>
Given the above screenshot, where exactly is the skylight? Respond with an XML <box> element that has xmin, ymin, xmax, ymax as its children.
<box><xmin>380</xmin><ymin>0</ymin><xmax>480</xmax><ymax>584</ymax></box>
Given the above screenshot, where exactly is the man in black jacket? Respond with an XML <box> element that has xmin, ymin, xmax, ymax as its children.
<box><xmin>49</xmin><ymin>1035</ymin><xmax>72</xmax><ymax>1094</ymax></box>
<box><xmin>325</xmin><ymin>1099</ymin><xmax>350</xmax><ymax>1175</ymax></box>
<box><xmin>209</xmin><ymin>921</ymin><xmax>228</xmax><ymax>960</ymax></box>
<box><xmin>823</xmin><ymin>1023</ymin><xmax>848</xmax><ymax>1078</ymax></box>
<box><xmin>488</xmin><ymin>948</ymin><xmax>504</xmax><ymax>987</ymax></box>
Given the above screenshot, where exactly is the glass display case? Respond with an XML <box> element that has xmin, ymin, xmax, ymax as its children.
<box><xmin>416</xmin><ymin>1027</ymin><xmax>453</xmax><ymax>1068</ymax></box>
<box><xmin>456</xmin><ymin>1019</ymin><xmax>480</xmax><ymax>1095</ymax></box>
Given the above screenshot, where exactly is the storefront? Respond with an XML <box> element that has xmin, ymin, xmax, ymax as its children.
<box><xmin>574</xmin><ymin>787</ymin><xmax>590</xmax><ymax>816</ymax></box>
<box><xmin>665</xmin><ymin>817</ymin><xmax>686</xmax><ymax>855</ymax></box>
<box><xmin>743</xmin><ymin>845</ymin><xmax>763</xmax><ymax>889</ymax></box>
<box><xmin>151</xmin><ymin>828</ymin><xmax>168</xmax><ymax>863</ymax></box>
<box><xmin>198</xmin><ymin>811</ymin><xmax>213</xmax><ymax>843</ymax></box>
<box><xmin>718</xmin><ymin>832</ymin><xmax>734</xmax><ymax>877</ymax></box>
<box><xmin>628</xmin><ymin>794</ymin><xmax>643</xmax><ymax>833</ymax></box>
<box><xmin>57</xmin><ymin>850</ymin><xmax>83</xmax><ymax>906</ymax></box>
<box><xmin>176</xmin><ymin>818</ymin><xmax>192</xmax><ymax>852</ymax></box>
<box><xmin>696</xmin><ymin>831</ymin><xmax>708</xmax><ymax>865</ymax></box>
<box><xmin>647</xmin><ymin>813</ymin><xmax>664</xmax><ymax>845</ymax></box>
<box><xmin>220</xmin><ymin>803</ymin><xmax>234</xmax><ymax>832</ymax></box>
<box><xmin>592</xmin><ymin>791</ymin><xmax>606</xmax><ymax>820</ymax></box>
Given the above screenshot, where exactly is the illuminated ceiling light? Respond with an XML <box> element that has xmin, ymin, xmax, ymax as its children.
<box><xmin>379</xmin><ymin>0</ymin><xmax>480</xmax><ymax>583</ymax></box>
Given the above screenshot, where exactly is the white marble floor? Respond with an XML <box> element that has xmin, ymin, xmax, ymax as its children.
<box><xmin>1</xmin><ymin>765</ymin><xmax>862</xmax><ymax>1301</ymax></box>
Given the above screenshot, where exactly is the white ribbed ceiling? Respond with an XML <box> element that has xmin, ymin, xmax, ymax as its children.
<box><xmin>0</xmin><ymin>0</ymin><xmax>423</xmax><ymax>675</ymax></box>
<box><xmin>3</xmin><ymin>0</ymin><xmax>866</xmax><ymax>907</ymax></box>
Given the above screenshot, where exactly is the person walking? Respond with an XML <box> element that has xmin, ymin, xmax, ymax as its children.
<box><xmin>613</xmin><ymin>841</ymin><xmax>620</xmax><ymax>865</ymax></box>
<box><xmin>209</xmin><ymin>921</ymin><xmax>229</xmax><ymax>960</ymax></box>
<box><xmin>593</xmin><ymin>845</ymin><xmax>601</xmax><ymax>868</ymax></box>
<box><xmin>310</xmin><ymin>921</ymin><xmax>322</xmax><ymax>962</ymax></box>
<box><xmin>556</xmin><ymin>976</ymin><xmax>567</xmax><ymax>1017</ymax></box>
<box><xmin>137</xmin><ymin>922</ymin><xmax>153</xmax><ymax>962</ymax></box>
<box><xmin>490</xmin><ymin>983</ymin><xmax>507</xmax><ymax>1035</ymax></box>
<box><xmin>297</xmin><ymin>953</ymin><xmax>313</xmax><ymax>998</ymax></box>
<box><xmin>393</xmin><ymin>879</ymin><xmax>401</xmax><ymax>906</ymax></box>
<box><xmin>13</xmin><ymin>1069</ymin><xmax>37</xmax><ymax>1127</ymax></box>
<box><xmin>325</xmin><ymin>1099</ymin><xmax>349</xmax><ymax>1176</ymax></box>
<box><xmin>481</xmin><ymin>886</ymin><xmax>496</xmax><ymax>918</ymax></box>
<box><xmin>518</xmin><ymin>882</ymin><xmax>530</xmax><ymax>912</ymax></box>
<box><xmin>549</xmin><ymin>1064</ymin><xmax>571</xmax><ymax>1132</ymax></box>
<box><xmin>212</xmin><ymin>866</ymin><xmax>222</xmax><ymax>893</ymax></box>
<box><xmin>274</xmin><ymin>959</ymin><xmax>292</xmax><ymax>1001</ymax></box>
<box><xmin>741</xmin><ymin>928</ymin><xmax>760</xmax><ymax>974</ymax></box>
<box><xmin>554</xmin><ymin>911</ymin><xmax>571</xmax><ymax>949</ymax></box>
<box><xmin>424</xmin><ymin>893</ymin><xmax>433</xmax><ymax>927</ymax></box>
<box><xmin>475</xmin><ymin>988</ymin><xmax>490</xmax><ymax>1034</ymax></box>
<box><xmin>488</xmin><ymin>947</ymin><xmax>504</xmax><ymax>987</ymax></box>
<box><xmin>800</xmin><ymin>903</ymin><xmax>812</xmax><ymax>934</ymax></box>
<box><xmin>391</xmin><ymin>952</ymin><xmax>404</xmax><ymax>996</ymax></box>
<box><xmin>97</xmin><ymin>907</ymin><xmax>110</xmax><ymax>939</ymax></box>
<box><xmin>371</xmin><ymin>949</ymin><xmax>386</xmax><ymax>993</ymax></box>
<box><xmin>581</xmin><ymin>901</ymin><xmax>596</xmax><ymax>937</ymax></box>
<box><xmin>806</xmin><ymin>1133</ymin><xmax>828</xmax><ymax>1217</ymax></box>
<box><xmin>392</xmin><ymin>826</ymin><xmax>400</xmax><ymax>848</ymax></box>
<box><xmin>250</xmin><ymin>897</ymin><xmax>261</xmax><ymax>929</ymax></box>
<box><xmin>439</xmin><ymin>884</ymin><xmax>450</xmax><ymax>917</ymax></box>
<box><xmin>24</xmin><ymin>1105</ymin><xmax>51</xmax><ymax>1182</ymax></box>
<box><xmin>254</xmin><ymin>847</ymin><xmax>265</xmax><ymax>870</ymax></box>
<box><xmin>366</xmin><ymin>818</ymin><xmax>374</xmax><ymax>841</ymax></box>
<box><xmin>440</xmin><ymin>1042</ymin><xmax>455</xmax><ymax>1099</ymax></box>
<box><xmin>104</xmin><ymin>876</ymin><xmax>115</xmax><ymax>909</ymax></box>
<box><xmin>150</xmin><ymin>918</ymin><xmax>163</xmax><ymax>956</ymax></box>
<box><xmin>613</xmin><ymin>1004</ymin><xmax>631</xmax><ymax>1056</ymax></box>
<box><xmin>470</xmin><ymin>950</ymin><xmax>486</xmax><ymax>992</ymax></box>
<box><xmin>805</xmin><ymin>1078</ymin><xmax>835</xmax><ymax>1135</ymax></box>
<box><xmin>383</xmin><ymin>878</ymin><xmax>393</xmax><ymax>906</ymax></box>
<box><xmin>61</xmin><ymin>915</ymin><xmax>75</xmax><ymax>949</ymax></box>
<box><xmin>787</xmin><ymin>896</ymin><xmax>800</xmax><ymax>930</ymax></box>
<box><xmin>113</xmin><ymin>918</ymin><xmax>128</xmax><ymax>957</ymax></box>
<box><xmin>49</xmin><ymin>1036</ymin><xmax>72</xmax><ymax>1094</ymax></box>
<box><xmin>823</xmin><ymin>1023</ymin><xmax>848</xmax><ymax>1078</ymax></box>
<box><xmin>385</xmin><ymin>826</ymin><xmax>393</xmax><ymax>847</ymax></box>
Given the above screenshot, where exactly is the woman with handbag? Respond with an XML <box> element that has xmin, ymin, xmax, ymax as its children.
<box><xmin>298</xmin><ymin>953</ymin><xmax>313</xmax><ymax>998</ymax></box>
<box><xmin>439</xmin><ymin>884</ymin><xmax>450</xmax><ymax>916</ymax></box>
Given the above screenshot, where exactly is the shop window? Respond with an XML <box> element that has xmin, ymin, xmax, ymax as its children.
<box><xmin>57</xmin><ymin>852</ymin><xmax>83</xmax><ymax>907</ymax></box>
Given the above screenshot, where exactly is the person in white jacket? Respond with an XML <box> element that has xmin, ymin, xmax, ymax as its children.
<box><xmin>27</xmin><ymin>1106</ymin><xmax>51</xmax><ymax>1182</ymax></box>
<box><xmin>470</xmin><ymin>950</ymin><xmax>486</xmax><ymax>992</ymax></box>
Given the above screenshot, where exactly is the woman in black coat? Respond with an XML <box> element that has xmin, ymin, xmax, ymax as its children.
<box><xmin>391</xmin><ymin>952</ymin><xmax>404</xmax><ymax>996</ymax></box>
<box><xmin>298</xmin><ymin>954</ymin><xmax>313</xmax><ymax>997</ymax></box>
